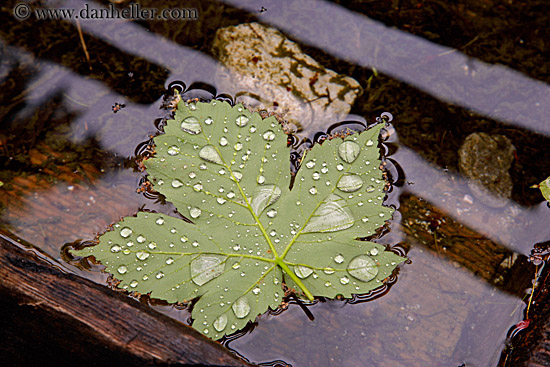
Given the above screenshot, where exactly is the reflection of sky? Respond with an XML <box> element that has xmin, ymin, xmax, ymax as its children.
<box><xmin>222</xmin><ymin>0</ymin><xmax>550</xmax><ymax>136</ymax></box>
<box><xmin>1</xmin><ymin>1</ymin><xmax>543</xmax><ymax>366</ymax></box>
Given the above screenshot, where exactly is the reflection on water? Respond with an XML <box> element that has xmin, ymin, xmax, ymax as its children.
<box><xmin>1</xmin><ymin>0</ymin><xmax>549</xmax><ymax>366</ymax></box>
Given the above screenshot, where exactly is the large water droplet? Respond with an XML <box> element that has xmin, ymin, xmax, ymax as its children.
<box><xmin>294</xmin><ymin>265</ymin><xmax>313</xmax><ymax>279</ymax></box>
<box><xmin>181</xmin><ymin>116</ymin><xmax>201</xmax><ymax>134</ymax></box>
<box><xmin>117</xmin><ymin>265</ymin><xmax>128</xmax><ymax>274</ymax></box>
<box><xmin>136</xmin><ymin>251</ymin><xmax>150</xmax><ymax>261</ymax></box>
<box><xmin>189</xmin><ymin>207</ymin><xmax>202</xmax><ymax>218</ymax></box>
<box><xmin>199</xmin><ymin>145</ymin><xmax>223</xmax><ymax>165</ymax></box>
<box><xmin>120</xmin><ymin>227</ymin><xmax>132</xmax><ymax>238</ymax></box>
<box><xmin>193</xmin><ymin>183</ymin><xmax>203</xmax><ymax>191</ymax></box>
<box><xmin>136</xmin><ymin>235</ymin><xmax>146</xmax><ymax>243</ymax></box>
<box><xmin>250</xmin><ymin>185</ymin><xmax>282</xmax><ymax>215</ymax></box>
<box><xmin>235</xmin><ymin>115</ymin><xmax>249</xmax><ymax>127</ymax></box>
<box><xmin>312</xmin><ymin>172</ymin><xmax>320</xmax><ymax>180</ymax></box>
<box><xmin>266</xmin><ymin>209</ymin><xmax>277</xmax><ymax>218</ymax></box>
<box><xmin>190</xmin><ymin>255</ymin><xmax>226</xmax><ymax>286</ymax></box>
<box><xmin>232</xmin><ymin>296</ymin><xmax>251</xmax><ymax>318</ymax></box>
<box><xmin>219</xmin><ymin>136</ymin><xmax>228</xmax><ymax>146</ymax></box>
<box><xmin>303</xmin><ymin>194</ymin><xmax>354</xmax><ymax>233</ymax></box>
<box><xmin>213</xmin><ymin>314</ymin><xmax>228</xmax><ymax>332</ymax></box>
<box><xmin>340</xmin><ymin>276</ymin><xmax>350</xmax><ymax>285</ymax></box>
<box><xmin>347</xmin><ymin>255</ymin><xmax>378</xmax><ymax>282</ymax></box>
<box><xmin>337</xmin><ymin>173</ymin><xmax>363</xmax><ymax>193</ymax></box>
<box><xmin>110</xmin><ymin>244</ymin><xmax>121</xmax><ymax>253</ymax></box>
<box><xmin>232</xmin><ymin>171</ymin><xmax>243</xmax><ymax>182</ymax></box>
<box><xmin>167</xmin><ymin>146</ymin><xmax>180</xmax><ymax>156</ymax></box>
<box><xmin>204</xmin><ymin>117</ymin><xmax>213</xmax><ymax>125</ymax></box>
<box><xmin>305</xmin><ymin>160</ymin><xmax>315</xmax><ymax>169</ymax></box>
<box><xmin>155</xmin><ymin>218</ymin><xmax>165</xmax><ymax>225</ymax></box>
<box><xmin>366</xmin><ymin>139</ymin><xmax>374</xmax><ymax>146</ymax></box>
<box><xmin>172</xmin><ymin>179</ymin><xmax>183</xmax><ymax>188</ymax></box>
<box><xmin>334</xmin><ymin>254</ymin><xmax>345</xmax><ymax>264</ymax></box>
<box><xmin>262</xmin><ymin>130</ymin><xmax>275</xmax><ymax>141</ymax></box>
<box><xmin>338</xmin><ymin>141</ymin><xmax>360</xmax><ymax>163</ymax></box>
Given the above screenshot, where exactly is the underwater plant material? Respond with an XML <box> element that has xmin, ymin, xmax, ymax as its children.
<box><xmin>75</xmin><ymin>100</ymin><xmax>405</xmax><ymax>339</ymax></box>
<box><xmin>532</xmin><ymin>176</ymin><xmax>550</xmax><ymax>202</ymax></box>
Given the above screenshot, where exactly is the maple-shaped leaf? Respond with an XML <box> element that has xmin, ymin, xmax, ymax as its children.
<box><xmin>75</xmin><ymin>100</ymin><xmax>406</xmax><ymax>339</ymax></box>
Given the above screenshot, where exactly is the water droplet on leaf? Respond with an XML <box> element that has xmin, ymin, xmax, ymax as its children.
<box><xmin>338</xmin><ymin>141</ymin><xmax>360</xmax><ymax>163</ymax></box>
<box><xmin>181</xmin><ymin>116</ymin><xmax>201</xmax><ymax>134</ymax></box>
<box><xmin>334</xmin><ymin>254</ymin><xmax>345</xmax><ymax>264</ymax></box>
<box><xmin>232</xmin><ymin>296</ymin><xmax>251</xmax><ymax>318</ymax></box>
<box><xmin>199</xmin><ymin>145</ymin><xmax>223</xmax><ymax>165</ymax></box>
<box><xmin>347</xmin><ymin>255</ymin><xmax>378</xmax><ymax>282</ymax></box>
<box><xmin>136</xmin><ymin>251</ymin><xmax>150</xmax><ymax>261</ymax></box>
<box><xmin>213</xmin><ymin>314</ymin><xmax>228</xmax><ymax>331</ymax></box>
<box><xmin>262</xmin><ymin>130</ymin><xmax>275</xmax><ymax>141</ymax></box>
<box><xmin>305</xmin><ymin>161</ymin><xmax>315</xmax><ymax>169</ymax></box>
<box><xmin>303</xmin><ymin>194</ymin><xmax>354</xmax><ymax>233</ymax></box>
<box><xmin>337</xmin><ymin>174</ymin><xmax>363</xmax><ymax>193</ymax></box>
<box><xmin>232</xmin><ymin>171</ymin><xmax>243</xmax><ymax>182</ymax></box>
<box><xmin>120</xmin><ymin>227</ymin><xmax>132</xmax><ymax>238</ymax></box>
<box><xmin>167</xmin><ymin>146</ymin><xmax>180</xmax><ymax>156</ymax></box>
<box><xmin>190</xmin><ymin>255</ymin><xmax>226</xmax><ymax>286</ymax></box>
<box><xmin>235</xmin><ymin>115</ymin><xmax>249</xmax><ymax>127</ymax></box>
<box><xmin>294</xmin><ymin>265</ymin><xmax>313</xmax><ymax>279</ymax></box>
<box><xmin>250</xmin><ymin>185</ymin><xmax>282</xmax><ymax>215</ymax></box>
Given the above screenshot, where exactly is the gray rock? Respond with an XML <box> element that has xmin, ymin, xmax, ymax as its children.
<box><xmin>458</xmin><ymin>132</ymin><xmax>516</xmax><ymax>208</ymax></box>
<box><xmin>211</xmin><ymin>23</ymin><xmax>362</xmax><ymax>133</ymax></box>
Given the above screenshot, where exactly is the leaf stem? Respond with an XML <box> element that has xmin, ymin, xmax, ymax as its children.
<box><xmin>275</xmin><ymin>257</ymin><xmax>314</xmax><ymax>301</ymax></box>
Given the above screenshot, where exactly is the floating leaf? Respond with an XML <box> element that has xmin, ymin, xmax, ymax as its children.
<box><xmin>75</xmin><ymin>100</ymin><xmax>406</xmax><ymax>339</ymax></box>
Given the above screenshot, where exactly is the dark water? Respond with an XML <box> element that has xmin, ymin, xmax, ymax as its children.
<box><xmin>1</xmin><ymin>0</ymin><xmax>550</xmax><ymax>366</ymax></box>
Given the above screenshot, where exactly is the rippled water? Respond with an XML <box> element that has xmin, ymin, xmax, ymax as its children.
<box><xmin>1</xmin><ymin>0</ymin><xmax>550</xmax><ymax>366</ymax></box>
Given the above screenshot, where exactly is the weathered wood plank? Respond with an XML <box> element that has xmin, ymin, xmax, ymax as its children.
<box><xmin>0</xmin><ymin>236</ymin><xmax>252</xmax><ymax>367</ymax></box>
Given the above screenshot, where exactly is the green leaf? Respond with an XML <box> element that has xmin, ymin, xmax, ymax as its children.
<box><xmin>75</xmin><ymin>100</ymin><xmax>406</xmax><ymax>339</ymax></box>
<box><xmin>533</xmin><ymin>176</ymin><xmax>550</xmax><ymax>202</ymax></box>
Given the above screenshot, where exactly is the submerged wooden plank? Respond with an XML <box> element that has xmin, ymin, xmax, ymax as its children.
<box><xmin>0</xmin><ymin>236</ymin><xmax>252</xmax><ymax>367</ymax></box>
